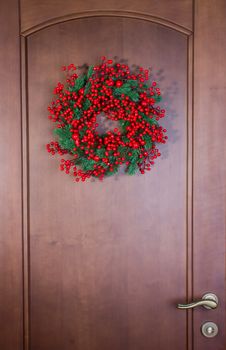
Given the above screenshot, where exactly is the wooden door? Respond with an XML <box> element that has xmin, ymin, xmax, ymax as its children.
<box><xmin>0</xmin><ymin>1</ymin><xmax>225</xmax><ymax>350</ymax></box>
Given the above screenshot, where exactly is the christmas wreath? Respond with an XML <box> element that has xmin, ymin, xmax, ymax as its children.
<box><xmin>46</xmin><ymin>57</ymin><xmax>167</xmax><ymax>182</ymax></box>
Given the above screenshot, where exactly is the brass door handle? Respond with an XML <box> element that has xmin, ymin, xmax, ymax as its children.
<box><xmin>177</xmin><ymin>293</ymin><xmax>218</xmax><ymax>310</ymax></box>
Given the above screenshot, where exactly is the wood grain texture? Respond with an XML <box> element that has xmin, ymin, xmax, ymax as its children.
<box><xmin>21</xmin><ymin>10</ymin><xmax>193</xmax><ymax>37</ymax></box>
<box><xmin>186</xmin><ymin>34</ymin><xmax>194</xmax><ymax>350</ymax></box>
<box><xmin>0</xmin><ymin>0</ymin><xmax>23</xmax><ymax>349</ymax></box>
<box><xmin>21</xmin><ymin>36</ymin><xmax>30</xmax><ymax>350</ymax></box>
<box><xmin>26</xmin><ymin>17</ymin><xmax>188</xmax><ymax>350</ymax></box>
<box><xmin>20</xmin><ymin>0</ymin><xmax>193</xmax><ymax>34</ymax></box>
<box><xmin>193</xmin><ymin>1</ymin><xmax>226</xmax><ymax>349</ymax></box>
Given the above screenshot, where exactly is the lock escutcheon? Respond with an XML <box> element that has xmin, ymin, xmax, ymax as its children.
<box><xmin>201</xmin><ymin>322</ymin><xmax>218</xmax><ymax>338</ymax></box>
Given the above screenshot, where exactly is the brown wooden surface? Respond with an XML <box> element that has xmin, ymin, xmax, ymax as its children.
<box><xmin>20</xmin><ymin>0</ymin><xmax>193</xmax><ymax>35</ymax></box>
<box><xmin>0</xmin><ymin>0</ymin><xmax>23</xmax><ymax>349</ymax></box>
<box><xmin>0</xmin><ymin>1</ymin><xmax>225</xmax><ymax>350</ymax></box>
<box><xmin>193</xmin><ymin>1</ymin><xmax>226</xmax><ymax>349</ymax></box>
<box><xmin>26</xmin><ymin>17</ymin><xmax>188</xmax><ymax>350</ymax></box>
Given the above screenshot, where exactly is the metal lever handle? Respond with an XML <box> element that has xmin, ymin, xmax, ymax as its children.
<box><xmin>177</xmin><ymin>293</ymin><xmax>218</xmax><ymax>310</ymax></box>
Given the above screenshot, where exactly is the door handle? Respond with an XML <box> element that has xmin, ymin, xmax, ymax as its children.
<box><xmin>177</xmin><ymin>293</ymin><xmax>218</xmax><ymax>310</ymax></box>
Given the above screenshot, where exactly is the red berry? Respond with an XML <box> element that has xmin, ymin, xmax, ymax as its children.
<box><xmin>115</xmin><ymin>80</ymin><xmax>123</xmax><ymax>87</ymax></box>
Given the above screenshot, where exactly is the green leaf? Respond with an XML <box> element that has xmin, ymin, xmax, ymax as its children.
<box><xmin>53</xmin><ymin>125</ymin><xmax>74</xmax><ymax>151</ymax></box>
<box><xmin>80</xmin><ymin>158</ymin><xmax>95</xmax><ymax>171</ymax></box>
<box><xmin>118</xmin><ymin>82</ymin><xmax>135</xmax><ymax>89</ymax></box>
<box><xmin>113</xmin><ymin>82</ymin><xmax>140</xmax><ymax>102</ymax></box>
<box><xmin>143</xmin><ymin>134</ymin><xmax>152</xmax><ymax>149</ymax></box>
<box><xmin>59</xmin><ymin>138</ymin><xmax>74</xmax><ymax>151</ymax></box>
<box><xmin>73</xmin><ymin>74</ymin><xmax>87</xmax><ymax>92</ymax></box>
<box><xmin>84</xmin><ymin>81</ymin><xmax>91</xmax><ymax>95</ymax></box>
<box><xmin>87</xmin><ymin>65</ymin><xmax>94</xmax><ymax>79</ymax></box>
<box><xmin>127</xmin><ymin>162</ymin><xmax>139</xmax><ymax>175</ymax></box>
<box><xmin>126</xmin><ymin>80</ymin><xmax>139</xmax><ymax>87</ymax></box>
<box><xmin>105</xmin><ymin>165</ymin><xmax>120</xmax><ymax>177</ymax></box>
<box><xmin>122</xmin><ymin>135</ymin><xmax>130</xmax><ymax>143</ymax></box>
<box><xmin>126</xmin><ymin>91</ymin><xmax>139</xmax><ymax>102</ymax></box>
<box><xmin>114</xmin><ymin>86</ymin><xmax>132</xmax><ymax>96</ymax></box>
<box><xmin>73</xmin><ymin>107</ymin><xmax>82</xmax><ymax>119</ymax></box>
<box><xmin>139</xmin><ymin>112</ymin><xmax>159</xmax><ymax>126</ymax></box>
<box><xmin>128</xmin><ymin>149</ymin><xmax>140</xmax><ymax>162</ymax></box>
<box><xmin>54</xmin><ymin>125</ymin><xmax>72</xmax><ymax>138</ymax></box>
<box><xmin>154</xmin><ymin>95</ymin><xmax>162</xmax><ymax>103</ymax></box>
<box><xmin>96</xmin><ymin>148</ymin><xmax>106</xmax><ymax>158</ymax></box>
<box><xmin>83</xmin><ymin>99</ymin><xmax>91</xmax><ymax>110</ymax></box>
<box><xmin>118</xmin><ymin>145</ymin><xmax>127</xmax><ymax>157</ymax></box>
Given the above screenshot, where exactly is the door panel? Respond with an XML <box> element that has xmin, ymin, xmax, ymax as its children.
<box><xmin>20</xmin><ymin>0</ymin><xmax>193</xmax><ymax>34</ymax></box>
<box><xmin>0</xmin><ymin>0</ymin><xmax>23</xmax><ymax>349</ymax></box>
<box><xmin>193</xmin><ymin>1</ymin><xmax>226</xmax><ymax>349</ymax></box>
<box><xmin>0</xmin><ymin>1</ymin><xmax>225</xmax><ymax>350</ymax></box>
<box><xmin>27</xmin><ymin>17</ymin><xmax>188</xmax><ymax>350</ymax></box>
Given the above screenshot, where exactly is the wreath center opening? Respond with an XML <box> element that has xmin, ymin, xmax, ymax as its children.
<box><xmin>95</xmin><ymin>112</ymin><xmax>121</xmax><ymax>135</ymax></box>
